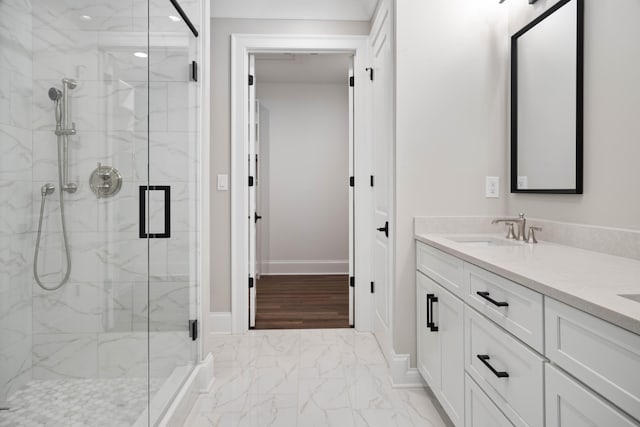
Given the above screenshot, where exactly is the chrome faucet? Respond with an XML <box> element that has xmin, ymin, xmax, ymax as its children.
<box><xmin>492</xmin><ymin>213</ymin><xmax>527</xmax><ymax>241</ymax></box>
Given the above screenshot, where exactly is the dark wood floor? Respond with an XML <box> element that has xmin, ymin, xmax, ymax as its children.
<box><xmin>254</xmin><ymin>275</ymin><xmax>350</xmax><ymax>329</ymax></box>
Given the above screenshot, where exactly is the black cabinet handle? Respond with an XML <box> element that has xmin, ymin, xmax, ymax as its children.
<box><xmin>476</xmin><ymin>291</ymin><xmax>509</xmax><ymax>307</ymax></box>
<box><xmin>477</xmin><ymin>354</ymin><xmax>509</xmax><ymax>378</ymax></box>
<box><xmin>426</xmin><ymin>293</ymin><xmax>430</xmax><ymax>329</ymax></box>
<box><xmin>376</xmin><ymin>221</ymin><xmax>389</xmax><ymax>238</ymax></box>
<box><xmin>254</xmin><ymin>212</ymin><xmax>262</xmax><ymax>223</ymax></box>
<box><xmin>427</xmin><ymin>293</ymin><xmax>439</xmax><ymax>332</ymax></box>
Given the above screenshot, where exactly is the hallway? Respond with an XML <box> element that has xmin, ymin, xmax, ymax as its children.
<box><xmin>255</xmin><ymin>275</ymin><xmax>350</xmax><ymax>329</ymax></box>
<box><xmin>185</xmin><ymin>330</ymin><xmax>450</xmax><ymax>426</ymax></box>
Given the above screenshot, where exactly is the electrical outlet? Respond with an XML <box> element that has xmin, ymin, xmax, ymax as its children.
<box><xmin>517</xmin><ymin>176</ymin><xmax>528</xmax><ymax>189</ymax></box>
<box><xmin>486</xmin><ymin>176</ymin><xmax>499</xmax><ymax>198</ymax></box>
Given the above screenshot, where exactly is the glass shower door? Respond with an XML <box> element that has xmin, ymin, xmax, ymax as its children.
<box><xmin>146</xmin><ymin>0</ymin><xmax>200</xmax><ymax>423</ymax></box>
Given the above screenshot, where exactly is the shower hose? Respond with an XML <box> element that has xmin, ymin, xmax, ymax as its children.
<box><xmin>33</xmin><ymin>135</ymin><xmax>72</xmax><ymax>291</ymax></box>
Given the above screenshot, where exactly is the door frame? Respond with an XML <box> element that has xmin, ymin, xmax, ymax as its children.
<box><xmin>230</xmin><ymin>34</ymin><xmax>372</xmax><ymax>333</ymax></box>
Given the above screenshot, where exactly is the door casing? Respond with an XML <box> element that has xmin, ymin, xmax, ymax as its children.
<box><xmin>230</xmin><ymin>34</ymin><xmax>372</xmax><ymax>333</ymax></box>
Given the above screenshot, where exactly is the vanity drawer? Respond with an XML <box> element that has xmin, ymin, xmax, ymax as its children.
<box><xmin>416</xmin><ymin>242</ymin><xmax>465</xmax><ymax>298</ymax></box>
<box><xmin>465</xmin><ymin>374</ymin><xmax>514</xmax><ymax>427</ymax></box>
<box><xmin>465</xmin><ymin>263</ymin><xmax>544</xmax><ymax>352</ymax></box>
<box><xmin>545</xmin><ymin>364</ymin><xmax>639</xmax><ymax>427</ymax></box>
<box><xmin>545</xmin><ymin>298</ymin><xmax>640</xmax><ymax>421</ymax></box>
<box><xmin>465</xmin><ymin>306</ymin><xmax>545</xmax><ymax>427</ymax></box>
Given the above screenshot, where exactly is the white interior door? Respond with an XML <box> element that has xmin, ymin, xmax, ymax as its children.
<box><xmin>248</xmin><ymin>54</ymin><xmax>257</xmax><ymax>328</ymax></box>
<box><xmin>255</xmin><ymin>99</ymin><xmax>262</xmax><ymax>280</ymax></box>
<box><xmin>348</xmin><ymin>58</ymin><xmax>355</xmax><ymax>327</ymax></box>
<box><xmin>371</xmin><ymin>8</ymin><xmax>394</xmax><ymax>359</ymax></box>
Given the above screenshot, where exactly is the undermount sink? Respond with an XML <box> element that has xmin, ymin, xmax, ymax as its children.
<box><xmin>444</xmin><ymin>236</ymin><xmax>523</xmax><ymax>247</ymax></box>
<box><xmin>619</xmin><ymin>294</ymin><xmax>640</xmax><ymax>304</ymax></box>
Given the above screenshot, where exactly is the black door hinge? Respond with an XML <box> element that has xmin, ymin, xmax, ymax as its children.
<box><xmin>190</xmin><ymin>60</ymin><xmax>198</xmax><ymax>82</ymax></box>
<box><xmin>370</xmin><ymin>281</ymin><xmax>375</xmax><ymax>293</ymax></box>
<box><xmin>189</xmin><ymin>319</ymin><xmax>198</xmax><ymax>341</ymax></box>
<box><xmin>349</xmin><ymin>176</ymin><xmax>354</xmax><ymax>187</ymax></box>
<box><xmin>249</xmin><ymin>277</ymin><xmax>254</xmax><ymax>288</ymax></box>
<box><xmin>350</xmin><ymin>276</ymin><xmax>355</xmax><ymax>287</ymax></box>
<box><xmin>249</xmin><ymin>176</ymin><xmax>254</xmax><ymax>187</ymax></box>
<box><xmin>249</xmin><ymin>74</ymin><xmax>254</xmax><ymax>86</ymax></box>
<box><xmin>370</xmin><ymin>175</ymin><xmax>374</xmax><ymax>187</ymax></box>
<box><xmin>349</xmin><ymin>76</ymin><xmax>354</xmax><ymax>87</ymax></box>
<box><xmin>366</xmin><ymin>67</ymin><xmax>374</xmax><ymax>81</ymax></box>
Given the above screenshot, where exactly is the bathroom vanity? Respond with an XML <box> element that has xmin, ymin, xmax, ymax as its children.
<box><xmin>414</xmin><ymin>231</ymin><xmax>640</xmax><ymax>427</ymax></box>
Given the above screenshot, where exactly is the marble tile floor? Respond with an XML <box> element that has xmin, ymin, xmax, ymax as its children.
<box><xmin>0</xmin><ymin>378</ymin><xmax>162</xmax><ymax>427</ymax></box>
<box><xmin>185</xmin><ymin>329</ymin><xmax>451</xmax><ymax>427</ymax></box>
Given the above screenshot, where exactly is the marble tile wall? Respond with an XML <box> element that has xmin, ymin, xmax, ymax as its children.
<box><xmin>0</xmin><ymin>0</ymin><xmax>34</xmax><ymax>405</ymax></box>
<box><xmin>25</xmin><ymin>0</ymin><xmax>200</xmax><ymax>383</ymax></box>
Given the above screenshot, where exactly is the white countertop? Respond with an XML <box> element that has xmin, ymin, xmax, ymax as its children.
<box><xmin>415</xmin><ymin>232</ymin><xmax>640</xmax><ymax>335</ymax></box>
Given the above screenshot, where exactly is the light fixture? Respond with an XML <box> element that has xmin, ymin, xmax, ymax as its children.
<box><xmin>168</xmin><ymin>15</ymin><xmax>181</xmax><ymax>22</ymax></box>
<box><xmin>499</xmin><ymin>0</ymin><xmax>538</xmax><ymax>3</ymax></box>
<box><xmin>80</xmin><ymin>15</ymin><xmax>92</xmax><ymax>21</ymax></box>
<box><xmin>133</xmin><ymin>52</ymin><xmax>148</xmax><ymax>58</ymax></box>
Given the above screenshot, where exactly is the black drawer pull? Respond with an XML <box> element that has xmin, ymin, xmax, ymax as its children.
<box><xmin>427</xmin><ymin>293</ymin><xmax>439</xmax><ymax>332</ymax></box>
<box><xmin>476</xmin><ymin>291</ymin><xmax>509</xmax><ymax>307</ymax></box>
<box><xmin>477</xmin><ymin>354</ymin><xmax>509</xmax><ymax>378</ymax></box>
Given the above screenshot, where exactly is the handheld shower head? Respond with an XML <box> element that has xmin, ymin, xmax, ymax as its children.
<box><xmin>41</xmin><ymin>183</ymin><xmax>55</xmax><ymax>196</ymax></box>
<box><xmin>48</xmin><ymin>87</ymin><xmax>62</xmax><ymax>101</ymax></box>
<box><xmin>62</xmin><ymin>78</ymin><xmax>77</xmax><ymax>90</ymax></box>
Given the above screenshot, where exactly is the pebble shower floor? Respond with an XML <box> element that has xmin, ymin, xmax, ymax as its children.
<box><xmin>0</xmin><ymin>378</ymin><xmax>161</xmax><ymax>426</ymax></box>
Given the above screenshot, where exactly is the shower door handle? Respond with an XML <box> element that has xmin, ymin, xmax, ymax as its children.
<box><xmin>139</xmin><ymin>185</ymin><xmax>171</xmax><ymax>239</ymax></box>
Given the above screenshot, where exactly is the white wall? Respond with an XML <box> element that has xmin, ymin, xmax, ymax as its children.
<box><xmin>210</xmin><ymin>18</ymin><xmax>370</xmax><ymax>311</ymax></box>
<box><xmin>506</xmin><ymin>0</ymin><xmax>640</xmax><ymax>230</ymax></box>
<box><xmin>257</xmin><ymin>83</ymin><xmax>349</xmax><ymax>274</ymax></box>
<box><xmin>394</xmin><ymin>0</ymin><xmax>509</xmax><ymax>365</ymax></box>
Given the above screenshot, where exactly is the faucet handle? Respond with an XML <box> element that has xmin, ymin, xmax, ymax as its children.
<box><xmin>527</xmin><ymin>226</ymin><xmax>542</xmax><ymax>244</ymax></box>
<box><xmin>505</xmin><ymin>223</ymin><xmax>516</xmax><ymax>239</ymax></box>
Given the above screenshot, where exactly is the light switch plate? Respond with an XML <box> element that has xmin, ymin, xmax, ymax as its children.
<box><xmin>217</xmin><ymin>174</ymin><xmax>229</xmax><ymax>191</ymax></box>
<box><xmin>486</xmin><ymin>176</ymin><xmax>499</xmax><ymax>198</ymax></box>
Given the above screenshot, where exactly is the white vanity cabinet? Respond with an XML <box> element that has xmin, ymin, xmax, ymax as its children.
<box><xmin>415</xmin><ymin>240</ymin><xmax>640</xmax><ymax>427</ymax></box>
<box><xmin>416</xmin><ymin>271</ymin><xmax>464</xmax><ymax>427</ymax></box>
<box><xmin>545</xmin><ymin>364</ymin><xmax>639</xmax><ymax>427</ymax></box>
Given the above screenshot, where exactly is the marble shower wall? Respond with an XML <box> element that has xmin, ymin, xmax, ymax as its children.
<box><xmin>28</xmin><ymin>0</ymin><xmax>200</xmax><ymax>382</ymax></box>
<box><xmin>0</xmin><ymin>0</ymin><xmax>34</xmax><ymax>404</ymax></box>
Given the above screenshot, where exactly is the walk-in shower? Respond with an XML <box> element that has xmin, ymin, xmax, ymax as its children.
<box><xmin>0</xmin><ymin>0</ymin><xmax>202</xmax><ymax>425</ymax></box>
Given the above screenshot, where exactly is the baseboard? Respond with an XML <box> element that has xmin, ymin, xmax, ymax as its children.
<box><xmin>260</xmin><ymin>260</ymin><xmax>349</xmax><ymax>275</ymax></box>
<box><xmin>390</xmin><ymin>350</ymin><xmax>426</xmax><ymax>389</ymax></box>
<box><xmin>208</xmin><ymin>312</ymin><xmax>232</xmax><ymax>334</ymax></box>
<box><xmin>157</xmin><ymin>353</ymin><xmax>215</xmax><ymax>427</ymax></box>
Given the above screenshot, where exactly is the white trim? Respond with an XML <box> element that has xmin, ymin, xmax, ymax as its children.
<box><xmin>156</xmin><ymin>353</ymin><xmax>215</xmax><ymax>427</ymax></box>
<box><xmin>231</xmin><ymin>34</ymin><xmax>373</xmax><ymax>334</ymax></box>
<box><xmin>260</xmin><ymin>260</ymin><xmax>349</xmax><ymax>275</ymax></box>
<box><xmin>208</xmin><ymin>312</ymin><xmax>232</xmax><ymax>334</ymax></box>
<box><xmin>390</xmin><ymin>351</ymin><xmax>427</xmax><ymax>389</ymax></box>
<box><xmin>198</xmin><ymin>0</ymin><xmax>212</xmax><ymax>362</ymax></box>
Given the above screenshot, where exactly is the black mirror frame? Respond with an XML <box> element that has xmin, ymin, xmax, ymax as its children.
<box><xmin>510</xmin><ymin>0</ymin><xmax>584</xmax><ymax>194</ymax></box>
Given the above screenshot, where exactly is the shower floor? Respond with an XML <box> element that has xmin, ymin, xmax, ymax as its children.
<box><xmin>0</xmin><ymin>378</ymin><xmax>162</xmax><ymax>427</ymax></box>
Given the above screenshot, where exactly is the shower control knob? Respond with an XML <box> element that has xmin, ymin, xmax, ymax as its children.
<box><xmin>90</xmin><ymin>164</ymin><xmax>122</xmax><ymax>198</ymax></box>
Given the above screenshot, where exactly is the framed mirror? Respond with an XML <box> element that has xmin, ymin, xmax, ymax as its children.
<box><xmin>511</xmin><ymin>0</ymin><xmax>584</xmax><ymax>194</ymax></box>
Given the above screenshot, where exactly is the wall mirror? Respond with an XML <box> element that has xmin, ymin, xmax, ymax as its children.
<box><xmin>511</xmin><ymin>0</ymin><xmax>584</xmax><ymax>194</ymax></box>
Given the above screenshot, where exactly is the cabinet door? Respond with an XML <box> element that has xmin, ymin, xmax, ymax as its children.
<box><xmin>437</xmin><ymin>280</ymin><xmax>465</xmax><ymax>426</ymax></box>
<box><xmin>465</xmin><ymin>374</ymin><xmax>514</xmax><ymax>427</ymax></box>
<box><xmin>417</xmin><ymin>272</ymin><xmax>440</xmax><ymax>389</ymax></box>
<box><xmin>545</xmin><ymin>364</ymin><xmax>639</xmax><ymax>427</ymax></box>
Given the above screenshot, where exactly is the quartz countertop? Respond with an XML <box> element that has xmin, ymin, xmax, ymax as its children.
<box><xmin>415</xmin><ymin>232</ymin><xmax>640</xmax><ymax>335</ymax></box>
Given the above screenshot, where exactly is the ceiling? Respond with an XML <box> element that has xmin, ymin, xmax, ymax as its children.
<box><xmin>211</xmin><ymin>0</ymin><xmax>379</xmax><ymax>21</ymax></box>
<box><xmin>255</xmin><ymin>53</ymin><xmax>352</xmax><ymax>84</ymax></box>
